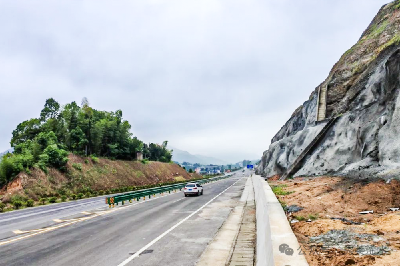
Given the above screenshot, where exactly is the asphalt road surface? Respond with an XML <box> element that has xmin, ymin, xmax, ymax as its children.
<box><xmin>0</xmin><ymin>171</ymin><xmax>249</xmax><ymax>266</ymax></box>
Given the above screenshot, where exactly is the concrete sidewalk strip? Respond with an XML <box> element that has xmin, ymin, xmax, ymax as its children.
<box><xmin>253</xmin><ymin>175</ymin><xmax>308</xmax><ymax>266</ymax></box>
<box><xmin>197</xmin><ymin>177</ymin><xmax>254</xmax><ymax>266</ymax></box>
<box><xmin>228</xmin><ymin>177</ymin><xmax>256</xmax><ymax>266</ymax></box>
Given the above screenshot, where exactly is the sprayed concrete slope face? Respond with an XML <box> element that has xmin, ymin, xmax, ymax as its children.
<box><xmin>257</xmin><ymin>1</ymin><xmax>400</xmax><ymax>179</ymax></box>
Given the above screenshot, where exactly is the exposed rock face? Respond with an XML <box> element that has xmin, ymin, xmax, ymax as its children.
<box><xmin>257</xmin><ymin>1</ymin><xmax>400</xmax><ymax>179</ymax></box>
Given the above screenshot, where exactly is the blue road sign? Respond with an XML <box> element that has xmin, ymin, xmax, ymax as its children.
<box><xmin>247</xmin><ymin>165</ymin><xmax>254</xmax><ymax>169</ymax></box>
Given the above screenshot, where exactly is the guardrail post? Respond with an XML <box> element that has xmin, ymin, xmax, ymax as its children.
<box><xmin>122</xmin><ymin>201</ymin><xmax>124</xmax><ymax>205</ymax></box>
<box><xmin>129</xmin><ymin>199</ymin><xmax>132</xmax><ymax>203</ymax></box>
<box><xmin>109</xmin><ymin>204</ymin><xmax>111</xmax><ymax>208</ymax></box>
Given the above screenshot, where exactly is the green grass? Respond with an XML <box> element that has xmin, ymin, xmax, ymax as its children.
<box><xmin>308</xmin><ymin>214</ymin><xmax>319</xmax><ymax>221</ymax></box>
<box><xmin>271</xmin><ymin>185</ymin><xmax>294</xmax><ymax>195</ymax></box>
<box><xmin>294</xmin><ymin>214</ymin><xmax>319</xmax><ymax>221</ymax></box>
<box><xmin>294</xmin><ymin>215</ymin><xmax>306</xmax><ymax>221</ymax></box>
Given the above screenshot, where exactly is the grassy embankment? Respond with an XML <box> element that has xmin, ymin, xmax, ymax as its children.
<box><xmin>0</xmin><ymin>154</ymin><xmax>204</xmax><ymax>212</ymax></box>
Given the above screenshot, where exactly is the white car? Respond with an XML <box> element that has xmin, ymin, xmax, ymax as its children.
<box><xmin>183</xmin><ymin>183</ymin><xmax>203</xmax><ymax>197</ymax></box>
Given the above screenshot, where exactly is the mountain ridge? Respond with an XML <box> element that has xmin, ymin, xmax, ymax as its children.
<box><xmin>171</xmin><ymin>147</ymin><xmax>228</xmax><ymax>165</ymax></box>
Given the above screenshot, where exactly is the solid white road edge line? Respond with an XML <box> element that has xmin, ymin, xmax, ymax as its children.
<box><xmin>117</xmin><ymin>177</ymin><xmax>242</xmax><ymax>266</ymax></box>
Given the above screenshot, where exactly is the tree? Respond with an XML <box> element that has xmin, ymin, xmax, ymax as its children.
<box><xmin>40</xmin><ymin>98</ymin><xmax>60</xmax><ymax>121</ymax></box>
<box><xmin>70</xmin><ymin>127</ymin><xmax>88</xmax><ymax>153</ymax></box>
<box><xmin>11</xmin><ymin>118</ymin><xmax>42</xmax><ymax>147</ymax></box>
<box><xmin>81</xmin><ymin>97</ymin><xmax>93</xmax><ymax>155</ymax></box>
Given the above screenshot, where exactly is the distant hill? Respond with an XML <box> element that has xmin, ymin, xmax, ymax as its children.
<box><xmin>171</xmin><ymin>147</ymin><xmax>228</xmax><ymax>165</ymax></box>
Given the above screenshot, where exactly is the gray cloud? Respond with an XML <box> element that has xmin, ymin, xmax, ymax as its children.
<box><xmin>0</xmin><ymin>0</ymin><xmax>390</xmax><ymax>162</ymax></box>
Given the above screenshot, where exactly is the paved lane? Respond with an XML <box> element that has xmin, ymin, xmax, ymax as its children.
<box><xmin>0</xmin><ymin>172</ymin><xmax>247</xmax><ymax>266</ymax></box>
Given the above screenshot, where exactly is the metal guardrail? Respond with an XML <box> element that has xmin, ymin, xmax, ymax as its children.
<box><xmin>105</xmin><ymin>174</ymin><xmax>233</xmax><ymax>207</ymax></box>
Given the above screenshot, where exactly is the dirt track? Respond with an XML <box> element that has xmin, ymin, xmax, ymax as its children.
<box><xmin>269</xmin><ymin>176</ymin><xmax>400</xmax><ymax>266</ymax></box>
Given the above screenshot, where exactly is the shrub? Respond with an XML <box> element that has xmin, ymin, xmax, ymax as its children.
<box><xmin>91</xmin><ymin>191</ymin><xmax>98</xmax><ymax>197</ymax></box>
<box><xmin>98</xmin><ymin>190</ymin><xmax>104</xmax><ymax>195</ymax></box>
<box><xmin>141</xmin><ymin>159</ymin><xmax>149</xmax><ymax>164</ymax></box>
<box><xmin>84</xmin><ymin>159</ymin><xmax>89</xmax><ymax>164</ymax></box>
<box><xmin>85</xmin><ymin>192</ymin><xmax>92</xmax><ymax>198</ymax></box>
<box><xmin>42</xmin><ymin>144</ymin><xmax>69</xmax><ymax>170</ymax></box>
<box><xmin>70</xmin><ymin>194</ymin><xmax>77</xmax><ymax>200</ymax></box>
<box><xmin>11</xmin><ymin>194</ymin><xmax>27</xmax><ymax>203</ymax></box>
<box><xmin>57</xmin><ymin>188</ymin><xmax>66</xmax><ymax>196</ymax></box>
<box><xmin>61</xmin><ymin>195</ymin><xmax>67</xmax><ymax>202</ymax></box>
<box><xmin>188</xmin><ymin>169</ymin><xmax>193</xmax><ymax>173</ymax></box>
<box><xmin>0</xmin><ymin>202</ymin><xmax>5</xmax><ymax>212</ymax></box>
<box><xmin>13</xmin><ymin>200</ymin><xmax>23</xmax><ymax>209</ymax></box>
<box><xmin>77</xmin><ymin>193</ymin><xmax>84</xmax><ymax>199</ymax></box>
<box><xmin>39</xmin><ymin>198</ymin><xmax>47</xmax><ymax>205</ymax></box>
<box><xmin>72</xmin><ymin>163</ymin><xmax>82</xmax><ymax>171</ymax></box>
<box><xmin>90</xmin><ymin>155</ymin><xmax>99</xmax><ymax>163</ymax></box>
<box><xmin>48</xmin><ymin>197</ymin><xmax>57</xmax><ymax>203</ymax></box>
<box><xmin>0</xmin><ymin>153</ymin><xmax>33</xmax><ymax>186</ymax></box>
<box><xmin>26</xmin><ymin>199</ymin><xmax>35</xmax><ymax>207</ymax></box>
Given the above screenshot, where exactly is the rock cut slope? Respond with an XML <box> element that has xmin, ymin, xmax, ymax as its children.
<box><xmin>257</xmin><ymin>1</ymin><xmax>400</xmax><ymax>179</ymax></box>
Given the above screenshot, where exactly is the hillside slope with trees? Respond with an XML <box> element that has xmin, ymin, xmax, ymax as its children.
<box><xmin>0</xmin><ymin>98</ymin><xmax>205</xmax><ymax>211</ymax></box>
<box><xmin>0</xmin><ymin>98</ymin><xmax>173</xmax><ymax>187</ymax></box>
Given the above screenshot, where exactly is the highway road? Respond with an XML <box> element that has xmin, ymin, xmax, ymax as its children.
<box><xmin>0</xmin><ymin>171</ymin><xmax>248</xmax><ymax>266</ymax></box>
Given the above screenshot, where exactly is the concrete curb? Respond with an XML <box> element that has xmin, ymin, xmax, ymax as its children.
<box><xmin>252</xmin><ymin>175</ymin><xmax>309</xmax><ymax>266</ymax></box>
<box><xmin>252</xmin><ymin>175</ymin><xmax>274</xmax><ymax>266</ymax></box>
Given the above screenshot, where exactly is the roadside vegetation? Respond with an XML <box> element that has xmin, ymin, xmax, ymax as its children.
<box><xmin>271</xmin><ymin>184</ymin><xmax>294</xmax><ymax>195</ymax></box>
<box><xmin>0</xmin><ymin>166</ymin><xmax>219</xmax><ymax>213</ymax></box>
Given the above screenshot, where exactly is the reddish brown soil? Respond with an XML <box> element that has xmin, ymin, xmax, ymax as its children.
<box><xmin>269</xmin><ymin>176</ymin><xmax>400</xmax><ymax>266</ymax></box>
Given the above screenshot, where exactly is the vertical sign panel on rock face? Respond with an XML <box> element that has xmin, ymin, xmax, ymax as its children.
<box><xmin>317</xmin><ymin>86</ymin><xmax>327</xmax><ymax>121</ymax></box>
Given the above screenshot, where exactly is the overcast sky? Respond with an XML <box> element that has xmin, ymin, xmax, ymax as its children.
<box><xmin>0</xmin><ymin>0</ymin><xmax>390</xmax><ymax>163</ymax></box>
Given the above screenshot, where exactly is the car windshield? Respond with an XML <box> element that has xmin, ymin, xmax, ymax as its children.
<box><xmin>186</xmin><ymin>184</ymin><xmax>196</xmax><ymax>187</ymax></box>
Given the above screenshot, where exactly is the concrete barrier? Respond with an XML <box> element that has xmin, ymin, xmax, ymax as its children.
<box><xmin>252</xmin><ymin>175</ymin><xmax>309</xmax><ymax>266</ymax></box>
<box><xmin>252</xmin><ymin>175</ymin><xmax>274</xmax><ymax>266</ymax></box>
